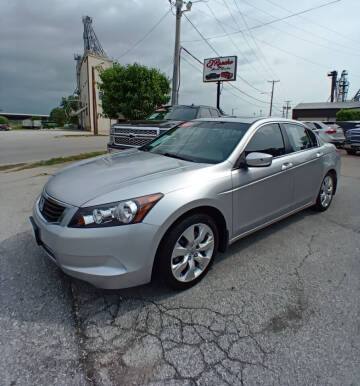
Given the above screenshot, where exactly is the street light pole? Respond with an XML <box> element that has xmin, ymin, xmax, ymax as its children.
<box><xmin>267</xmin><ymin>80</ymin><xmax>280</xmax><ymax>117</ymax></box>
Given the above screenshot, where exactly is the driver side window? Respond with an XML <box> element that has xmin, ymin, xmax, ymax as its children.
<box><xmin>245</xmin><ymin>123</ymin><xmax>285</xmax><ymax>157</ymax></box>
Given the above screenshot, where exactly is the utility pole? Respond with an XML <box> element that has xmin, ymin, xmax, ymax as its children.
<box><xmin>171</xmin><ymin>1</ymin><xmax>193</xmax><ymax>105</ymax></box>
<box><xmin>171</xmin><ymin>0</ymin><xmax>183</xmax><ymax>106</ymax></box>
<box><xmin>267</xmin><ymin>80</ymin><xmax>280</xmax><ymax>117</ymax></box>
<box><xmin>327</xmin><ymin>70</ymin><xmax>337</xmax><ymax>103</ymax></box>
<box><xmin>283</xmin><ymin>100</ymin><xmax>291</xmax><ymax>118</ymax></box>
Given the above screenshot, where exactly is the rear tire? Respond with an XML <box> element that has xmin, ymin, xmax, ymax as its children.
<box><xmin>313</xmin><ymin>173</ymin><xmax>335</xmax><ymax>212</ymax></box>
<box><xmin>156</xmin><ymin>213</ymin><xmax>218</xmax><ymax>290</ymax></box>
<box><xmin>346</xmin><ymin>149</ymin><xmax>356</xmax><ymax>155</ymax></box>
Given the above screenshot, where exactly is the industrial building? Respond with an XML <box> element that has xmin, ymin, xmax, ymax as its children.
<box><xmin>293</xmin><ymin>69</ymin><xmax>360</xmax><ymax>121</ymax></box>
<box><xmin>292</xmin><ymin>101</ymin><xmax>360</xmax><ymax>121</ymax></box>
<box><xmin>74</xmin><ymin>16</ymin><xmax>113</xmax><ymax>135</ymax></box>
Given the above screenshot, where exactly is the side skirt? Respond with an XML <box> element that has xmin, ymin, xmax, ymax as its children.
<box><xmin>229</xmin><ymin>202</ymin><xmax>314</xmax><ymax>245</ymax></box>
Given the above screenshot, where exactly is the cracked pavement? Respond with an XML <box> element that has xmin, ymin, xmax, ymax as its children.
<box><xmin>1</xmin><ymin>152</ymin><xmax>360</xmax><ymax>385</ymax></box>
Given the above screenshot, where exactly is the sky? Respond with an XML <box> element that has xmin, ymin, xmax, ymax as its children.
<box><xmin>1</xmin><ymin>0</ymin><xmax>359</xmax><ymax>117</ymax></box>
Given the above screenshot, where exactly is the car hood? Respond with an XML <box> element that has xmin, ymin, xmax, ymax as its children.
<box><xmin>114</xmin><ymin>120</ymin><xmax>183</xmax><ymax>128</ymax></box>
<box><xmin>45</xmin><ymin>149</ymin><xmax>205</xmax><ymax>207</ymax></box>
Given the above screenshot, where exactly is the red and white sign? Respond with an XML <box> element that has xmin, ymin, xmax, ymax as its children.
<box><xmin>203</xmin><ymin>56</ymin><xmax>237</xmax><ymax>83</ymax></box>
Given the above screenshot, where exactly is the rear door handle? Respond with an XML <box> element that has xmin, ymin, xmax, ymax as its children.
<box><xmin>316</xmin><ymin>152</ymin><xmax>323</xmax><ymax>158</ymax></box>
<box><xmin>282</xmin><ymin>162</ymin><xmax>293</xmax><ymax>170</ymax></box>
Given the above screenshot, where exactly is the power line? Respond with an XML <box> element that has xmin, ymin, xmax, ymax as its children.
<box><xmin>118</xmin><ymin>9</ymin><xmax>171</xmax><ymax>59</ymax></box>
<box><xmin>230</xmin><ymin>0</ymin><xmax>278</xmax><ymax>79</ymax></box>
<box><xmin>181</xmin><ymin>47</ymin><xmax>279</xmax><ymax>108</ymax></box>
<box><xmin>183</xmin><ymin>13</ymin><xmax>220</xmax><ymax>55</ymax></box>
<box><xmin>241</xmin><ymin>0</ymin><xmax>360</xmax><ymax>58</ymax></box>
<box><xmin>183</xmin><ymin>13</ymin><xmax>273</xmax><ymax>96</ymax></box>
<box><xmin>205</xmin><ymin>2</ymin><xmax>268</xmax><ymax>83</ymax></box>
<box><xmin>254</xmin><ymin>36</ymin><xmax>360</xmax><ymax>79</ymax></box>
<box><xmin>182</xmin><ymin>46</ymin><xmax>202</xmax><ymax>65</ymax></box>
<box><xmin>182</xmin><ymin>0</ymin><xmax>340</xmax><ymax>42</ymax></box>
<box><xmin>180</xmin><ymin>51</ymin><xmax>265</xmax><ymax>108</ymax></box>
<box><xmin>262</xmin><ymin>0</ymin><xmax>360</xmax><ymax>47</ymax></box>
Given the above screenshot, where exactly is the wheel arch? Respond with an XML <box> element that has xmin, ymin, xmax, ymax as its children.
<box><xmin>151</xmin><ymin>205</ymin><xmax>229</xmax><ymax>279</ymax></box>
<box><xmin>327</xmin><ymin>168</ymin><xmax>338</xmax><ymax>194</ymax></box>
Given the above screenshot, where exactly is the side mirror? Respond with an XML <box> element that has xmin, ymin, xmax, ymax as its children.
<box><xmin>246</xmin><ymin>152</ymin><xmax>273</xmax><ymax>167</ymax></box>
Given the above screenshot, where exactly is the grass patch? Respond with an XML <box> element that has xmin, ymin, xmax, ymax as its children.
<box><xmin>56</xmin><ymin>134</ymin><xmax>108</xmax><ymax>138</ymax></box>
<box><xmin>14</xmin><ymin>151</ymin><xmax>107</xmax><ymax>171</ymax></box>
<box><xmin>0</xmin><ymin>163</ymin><xmax>27</xmax><ymax>171</ymax></box>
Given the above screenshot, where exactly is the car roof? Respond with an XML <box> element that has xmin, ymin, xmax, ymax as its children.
<box><xmin>193</xmin><ymin>117</ymin><xmax>305</xmax><ymax>125</ymax></box>
<box><xmin>172</xmin><ymin>104</ymin><xmax>219</xmax><ymax>109</ymax></box>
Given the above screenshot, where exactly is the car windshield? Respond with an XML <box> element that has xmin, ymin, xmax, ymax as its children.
<box><xmin>163</xmin><ymin>106</ymin><xmax>198</xmax><ymax>121</ymax></box>
<box><xmin>140</xmin><ymin>121</ymin><xmax>251</xmax><ymax>164</ymax></box>
<box><xmin>147</xmin><ymin>109</ymin><xmax>170</xmax><ymax>120</ymax></box>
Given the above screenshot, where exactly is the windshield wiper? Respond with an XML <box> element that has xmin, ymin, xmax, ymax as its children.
<box><xmin>161</xmin><ymin>152</ymin><xmax>193</xmax><ymax>162</ymax></box>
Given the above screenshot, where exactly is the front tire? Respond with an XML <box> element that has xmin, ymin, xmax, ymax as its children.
<box><xmin>156</xmin><ymin>214</ymin><xmax>218</xmax><ymax>289</ymax></box>
<box><xmin>313</xmin><ymin>173</ymin><xmax>335</xmax><ymax>212</ymax></box>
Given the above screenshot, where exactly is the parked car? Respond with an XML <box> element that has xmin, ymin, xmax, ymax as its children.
<box><xmin>107</xmin><ymin>104</ymin><xmax>222</xmax><ymax>152</ymax></box>
<box><xmin>343</xmin><ymin>124</ymin><xmax>360</xmax><ymax>155</ymax></box>
<box><xmin>303</xmin><ymin>121</ymin><xmax>345</xmax><ymax>148</ymax></box>
<box><xmin>31</xmin><ymin>117</ymin><xmax>340</xmax><ymax>290</ymax></box>
<box><xmin>205</xmin><ymin>72</ymin><xmax>220</xmax><ymax>80</ymax></box>
<box><xmin>220</xmin><ymin>71</ymin><xmax>233</xmax><ymax>79</ymax></box>
<box><xmin>0</xmin><ymin>124</ymin><xmax>11</xmax><ymax>131</ymax></box>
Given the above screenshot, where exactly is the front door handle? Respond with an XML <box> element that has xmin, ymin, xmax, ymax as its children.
<box><xmin>316</xmin><ymin>152</ymin><xmax>323</xmax><ymax>158</ymax></box>
<box><xmin>282</xmin><ymin>162</ymin><xmax>293</xmax><ymax>170</ymax></box>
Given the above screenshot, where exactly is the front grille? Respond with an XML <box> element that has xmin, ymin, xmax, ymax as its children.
<box><xmin>40</xmin><ymin>196</ymin><xmax>65</xmax><ymax>223</ymax></box>
<box><xmin>114</xmin><ymin>136</ymin><xmax>152</xmax><ymax>147</ymax></box>
<box><xmin>114</xmin><ymin>127</ymin><xmax>158</xmax><ymax>136</ymax></box>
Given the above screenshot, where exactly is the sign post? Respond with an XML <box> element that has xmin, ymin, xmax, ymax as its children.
<box><xmin>203</xmin><ymin>56</ymin><xmax>237</xmax><ymax>111</ymax></box>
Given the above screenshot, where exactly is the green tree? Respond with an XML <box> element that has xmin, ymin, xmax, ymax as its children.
<box><xmin>0</xmin><ymin>116</ymin><xmax>9</xmax><ymax>124</ymax></box>
<box><xmin>336</xmin><ymin>109</ymin><xmax>360</xmax><ymax>121</ymax></box>
<box><xmin>50</xmin><ymin>107</ymin><xmax>66</xmax><ymax>127</ymax></box>
<box><xmin>30</xmin><ymin>116</ymin><xmax>42</xmax><ymax>121</ymax></box>
<box><xmin>99</xmin><ymin>63</ymin><xmax>170</xmax><ymax>120</ymax></box>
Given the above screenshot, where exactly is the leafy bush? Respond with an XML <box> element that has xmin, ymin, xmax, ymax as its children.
<box><xmin>30</xmin><ymin>116</ymin><xmax>42</xmax><ymax>121</ymax></box>
<box><xmin>49</xmin><ymin>108</ymin><xmax>66</xmax><ymax>127</ymax></box>
<box><xmin>0</xmin><ymin>116</ymin><xmax>9</xmax><ymax>124</ymax></box>
<box><xmin>336</xmin><ymin>109</ymin><xmax>360</xmax><ymax>121</ymax></box>
<box><xmin>99</xmin><ymin>63</ymin><xmax>170</xmax><ymax>120</ymax></box>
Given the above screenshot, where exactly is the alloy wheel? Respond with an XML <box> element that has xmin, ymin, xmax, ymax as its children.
<box><xmin>320</xmin><ymin>175</ymin><xmax>333</xmax><ymax>208</ymax></box>
<box><xmin>170</xmin><ymin>223</ymin><xmax>214</xmax><ymax>283</ymax></box>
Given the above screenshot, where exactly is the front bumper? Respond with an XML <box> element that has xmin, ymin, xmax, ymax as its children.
<box><xmin>31</xmin><ymin>196</ymin><xmax>160</xmax><ymax>289</ymax></box>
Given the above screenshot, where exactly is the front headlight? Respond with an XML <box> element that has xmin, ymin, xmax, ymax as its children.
<box><xmin>69</xmin><ymin>193</ymin><xmax>163</xmax><ymax>228</ymax></box>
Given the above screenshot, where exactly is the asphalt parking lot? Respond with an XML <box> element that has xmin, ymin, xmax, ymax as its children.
<box><xmin>0</xmin><ymin>151</ymin><xmax>359</xmax><ymax>385</ymax></box>
<box><xmin>0</xmin><ymin>130</ymin><xmax>108</xmax><ymax>166</ymax></box>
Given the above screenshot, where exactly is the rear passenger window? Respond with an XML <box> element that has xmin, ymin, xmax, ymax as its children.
<box><xmin>306</xmin><ymin>128</ymin><xmax>318</xmax><ymax>147</ymax></box>
<box><xmin>245</xmin><ymin>123</ymin><xmax>285</xmax><ymax>157</ymax></box>
<box><xmin>198</xmin><ymin>108</ymin><xmax>212</xmax><ymax>118</ymax></box>
<box><xmin>283</xmin><ymin>124</ymin><xmax>316</xmax><ymax>152</ymax></box>
<box><xmin>210</xmin><ymin>109</ymin><xmax>220</xmax><ymax>118</ymax></box>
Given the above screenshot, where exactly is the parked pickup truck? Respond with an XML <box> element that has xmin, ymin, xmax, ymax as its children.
<box><xmin>343</xmin><ymin>124</ymin><xmax>360</xmax><ymax>155</ymax></box>
<box><xmin>107</xmin><ymin>104</ymin><xmax>222</xmax><ymax>152</ymax></box>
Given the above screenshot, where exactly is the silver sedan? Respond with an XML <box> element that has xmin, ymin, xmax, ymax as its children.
<box><xmin>30</xmin><ymin>118</ymin><xmax>340</xmax><ymax>289</ymax></box>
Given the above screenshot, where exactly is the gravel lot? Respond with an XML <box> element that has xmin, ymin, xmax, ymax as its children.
<box><xmin>0</xmin><ymin>152</ymin><xmax>359</xmax><ymax>385</ymax></box>
<box><xmin>0</xmin><ymin>130</ymin><xmax>108</xmax><ymax>166</ymax></box>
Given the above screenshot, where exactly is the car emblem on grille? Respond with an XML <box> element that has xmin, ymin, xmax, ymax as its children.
<box><xmin>39</xmin><ymin>196</ymin><xmax>45</xmax><ymax>211</ymax></box>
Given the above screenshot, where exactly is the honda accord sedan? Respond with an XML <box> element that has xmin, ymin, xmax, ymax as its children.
<box><xmin>30</xmin><ymin>118</ymin><xmax>340</xmax><ymax>289</ymax></box>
